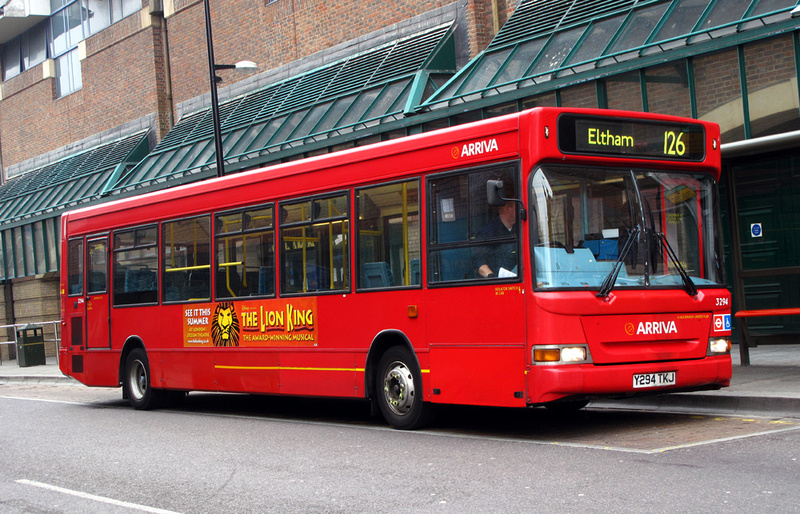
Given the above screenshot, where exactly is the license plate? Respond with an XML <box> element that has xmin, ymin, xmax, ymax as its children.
<box><xmin>633</xmin><ymin>371</ymin><xmax>676</xmax><ymax>388</ymax></box>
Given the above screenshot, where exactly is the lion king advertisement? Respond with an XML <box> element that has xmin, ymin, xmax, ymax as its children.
<box><xmin>183</xmin><ymin>298</ymin><xmax>317</xmax><ymax>348</ymax></box>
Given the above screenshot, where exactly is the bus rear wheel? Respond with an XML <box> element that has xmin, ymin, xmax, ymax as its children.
<box><xmin>376</xmin><ymin>346</ymin><xmax>434</xmax><ymax>430</ymax></box>
<box><xmin>123</xmin><ymin>348</ymin><xmax>164</xmax><ymax>410</ymax></box>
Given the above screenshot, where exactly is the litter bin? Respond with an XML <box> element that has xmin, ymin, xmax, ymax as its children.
<box><xmin>17</xmin><ymin>325</ymin><xmax>46</xmax><ymax>367</ymax></box>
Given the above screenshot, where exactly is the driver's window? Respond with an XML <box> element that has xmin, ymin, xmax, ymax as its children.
<box><xmin>427</xmin><ymin>163</ymin><xmax>520</xmax><ymax>283</ymax></box>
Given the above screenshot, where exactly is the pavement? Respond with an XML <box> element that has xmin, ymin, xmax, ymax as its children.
<box><xmin>1</xmin><ymin>345</ymin><xmax>799</xmax><ymax>418</ymax></box>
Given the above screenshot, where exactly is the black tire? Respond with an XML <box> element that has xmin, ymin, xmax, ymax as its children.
<box><xmin>122</xmin><ymin>348</ymin><xmax>165</xmax><ymax>410</ymax></box>
<box><xmin>375</xmin><ymin>346</ymin><xmax>435</xmax><ymax>430</ymax></box>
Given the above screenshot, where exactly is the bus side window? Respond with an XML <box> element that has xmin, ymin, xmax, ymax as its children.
<box><xmin>427</xmin><ymin>163</ymin><xmax>520</xmax><ymax>284</ymax></box>
<box><xmin>215</xmin><ymin>205</ymin><xmax>275</xmax><ymax>299</ymax></box>
<box><xmin>162</xmin><ymin>216</ymin><xmax>211</xmax><ymax>303</ymax></box>
<box><xmin>356</xmin><ymin>180</ymin><xmax>421</xmax><ymax>290</ymax></box>
<box><xmin>113</xmin><ymin>225</ymin><xmax>158</xmax><ymax>305</ymax></box>
<box><xmin>280</xmin><ymin>192</ymin><xmax>350</xmax><ymax>294</ymax></box>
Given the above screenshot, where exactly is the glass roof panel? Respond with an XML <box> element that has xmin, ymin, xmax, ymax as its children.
<box><xmin>560</xmin><ymin>14</ymin><xmax>626</xmax><ymax>75</ymax></box>
<box><xmin>292</xmin><ymin>102</ymin><xmax>333</xmax><ymax>140</ymax></box>
<box><xmin>690</xmin><ymin>0</ymin><xmax>752</xmax><ymax>41</ymax></box>
<box><xmin>650</xmin><ymin>0</ymin><xmax>710</xmax><ymax>43</ymax></box>
<box><xmin>337</xmin><ymin>88</ymin><xmax>381</xmax><ymax>128</ymax></box>
<box><xmin>182</xmin><ymin>141</ymin><xmax>215</xmax><ymax>174</ymax></box>
<box><xmin>491</xmin><ymin>39</ymin><xmax>548</xmax><ymax>87</ymax></box>
<box><xmin>526</xmin><ymin>27</ymin><xmax>586</xmax><ymax>81</ymax></box>
<box><xmin>226</xmin><ymin>125</ymin><xmax>261</xmax><ymax>159</ymax></box>
<box><xmin>429</xmin><ymin>67</ymin><xmax>472</xmax><ymax>103</ymax></box>
<box><xmin>365</xmin><ymin>81</ymin><xmax>409</xmax><ymax>120</ymax></box>
<box><xmin>602</xmin><ymin>2</ymin><xmax>670</xmax><ymax>64</ymax></box>
<box><xmin>457</xmin><ymin>48</ymin><xmax>513</xmax><ymax>97</ymax></box>
<box><xmin>313</xmin><ymin>94</ymin><xmax>358</xmax><ymax>133</ymax></box>
<box><xmin>751</xmin><ymin>0</ymin><xmax>798</xmax><ymax>15</ymax></box>
<box><xmin>221</xmin><ymin>130</ymin><xmax>246</xmax><ymax>158</ymax></box>
<box><xmin>272</xmin><ymin>110</ymin><xmax>310</xmax><ymax>145</ymax></box>
<box><xmin>245</xmin><ymin>118</ymin><xmax>285</xmax><ymax>156</ymax></box>
<box><xmin>642</xmin><ymin>0</ymin><xmax>711</xmax><ymax>54</ymax></box>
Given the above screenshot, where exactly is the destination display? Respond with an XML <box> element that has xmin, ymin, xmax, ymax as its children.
<box><xmin>557</xmin><ymin>114</ymin><xmax>706</xmax><ymax>161</ymax></box>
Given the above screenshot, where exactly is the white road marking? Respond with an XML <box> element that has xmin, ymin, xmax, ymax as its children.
<box><xmin>16</xmin><ymin>479</ymin><xmax>181</xmax><ymax>514</ymax></box>
<box><xmin>4</xmin><ymin>393</ymin><xmax>799</xmax><ymax>454</ymax></box>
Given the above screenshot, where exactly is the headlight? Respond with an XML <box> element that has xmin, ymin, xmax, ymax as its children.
<box><xmin>561</xmin><ymin>346</ymin><xmax>588</xmax><ymax>362</ymax></box>
<box><xmin>708</xmin><ymin>337</ymin><xmax>731</xmax><ymax>354</ymax></box>
<box><xmin>533</xmin><ymin>345</ymin><xmax>590</xmax><ymax>364</ymax></box>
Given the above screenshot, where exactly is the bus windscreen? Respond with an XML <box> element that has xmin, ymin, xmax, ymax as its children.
<box><xmin>557</xmin><ymin>114</ymin><xmax>705</xmax><ymax>161</ymax></box>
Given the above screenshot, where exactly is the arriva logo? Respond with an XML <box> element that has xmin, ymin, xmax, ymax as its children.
<box><xmin>452</xmin><ymin>138</ymin><xmax>499</xmax><ymax>158</ymax></box>
<box><xmin>635</xmin><ymin>321</ymin><xmax>678</xmax><ymax>335</ymax></box>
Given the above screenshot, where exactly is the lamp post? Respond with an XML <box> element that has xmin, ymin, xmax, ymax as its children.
<box><xmin>203</xmin><ymin>0</ymin><xmax>256</xmax><ymax>178</ymax></box>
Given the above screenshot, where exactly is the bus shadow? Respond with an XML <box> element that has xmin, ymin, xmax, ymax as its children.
<box><xmin>163</xmin><ymin>391</ymin><xmax>694</xmax><ymax>443</ymax></box>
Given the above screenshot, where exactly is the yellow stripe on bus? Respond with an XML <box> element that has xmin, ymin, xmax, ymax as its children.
<box><xmin>215</xmin><ymin>365</ymin><xmax>432</xmax><ymax>374</ymax></box>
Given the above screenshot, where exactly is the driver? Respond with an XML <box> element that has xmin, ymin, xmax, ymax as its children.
<box><xmin>476</xmin><ymin>201</ymin><xmax>518</xmax><ymax>278</ymax></box>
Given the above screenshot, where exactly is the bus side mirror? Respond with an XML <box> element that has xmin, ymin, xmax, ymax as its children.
<box><xmin>486</xmin><ymin>179</ymin><xmax>527</xmax><ymax>221</ymax></box>
<box><xmin>487</xmin><ymin>180</ymin><xmax>507</xmax><ymax>206</ymax></box>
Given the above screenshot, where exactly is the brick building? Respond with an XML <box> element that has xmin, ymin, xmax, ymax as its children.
<box><xmin>1</xmin><ymin>0</ymin><xmax>800</xmax><ymax>360</ymax></box>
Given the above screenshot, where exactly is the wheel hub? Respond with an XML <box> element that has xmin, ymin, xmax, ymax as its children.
<box><xmin>383</xmin><ymin>361</ymin><xmax>415</xmax><ymax>416</ymax></box>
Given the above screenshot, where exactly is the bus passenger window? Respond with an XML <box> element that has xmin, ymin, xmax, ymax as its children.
<box><xmin>113</xmin><ymin>226</ymin><xmax>158</xmax><ymax>306</ymax></box>
<box><xmin>162</xmin><ymin>216</ymin><xmax>211</xmax><ymax>302</ymax></box>
<box><xmin>357</xmin><ymin>180</ymin><xmax>420</xmax><ymax>289</ymax></box>
<box><xmin>215</xmin><ymin>205</ymin><xmax>275</xmax><ymax>299</ymax></box>
<box><xmin>280</xmin><ymin>192</ymin><xmax>349</xmax><ymax>294</ymax></box>
<box><xmin>67</xmin><ymin>239</ymin><xmax>83</xmax><ymax>296</ymax></box>
<box><xmin>427</xmin><ymin>164</ymin><xmax>520</xmax><ymax>284</ymax></box>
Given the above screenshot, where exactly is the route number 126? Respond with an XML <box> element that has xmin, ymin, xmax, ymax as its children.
<box><xmin>664</xmin><ymin>131</ymin><xmax>686</xmax><ymax>156</ymax></box>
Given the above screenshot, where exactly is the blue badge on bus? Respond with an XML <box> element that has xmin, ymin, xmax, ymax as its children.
<box><xmin>713</xmin><ymin>314</ymin><xmax>732</xmax><ymax>332</ymax></box>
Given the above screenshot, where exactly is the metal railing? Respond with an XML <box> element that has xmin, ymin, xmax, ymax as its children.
<box><xmin>0</xmin><ymin>321</ymin><xmax>61</xmax><ymax>365</ymax></box>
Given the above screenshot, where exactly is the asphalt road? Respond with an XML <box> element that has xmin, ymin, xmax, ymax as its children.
<box><xmin>1</xmin><ymin>384</ymin><xmax>799</xmax><ymax>513</ymax></box>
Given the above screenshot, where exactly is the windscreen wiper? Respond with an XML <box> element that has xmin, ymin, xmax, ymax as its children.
<box><xmin>596</xmin><ymin>226</ymin><xmax>639</xmax><ymax>298</ymax></box>
<box><xmin>656</xmin><ymin>232</ymin><xmax>698</xmax><ymax>297</ymax></box>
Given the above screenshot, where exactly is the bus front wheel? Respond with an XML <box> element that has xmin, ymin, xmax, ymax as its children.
<box><xmin>123</xmin><ymin>348</ymin><xmax>164</xmax><ymax>410</ymax></box>
<box><xmin>376</xmin><ymin>346</ymin><xmax>434</xmax><ymax>430</ymax></box>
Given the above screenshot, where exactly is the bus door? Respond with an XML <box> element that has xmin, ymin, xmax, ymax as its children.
<box><xmin>84</xmin><ymin>236</ymin><xmax>111</xmax><ymax>348</ymax></box>
<box><xmin>425</xmin><ymin>166</ymin><xmax>527</xmax><ymax>407</ymax></box>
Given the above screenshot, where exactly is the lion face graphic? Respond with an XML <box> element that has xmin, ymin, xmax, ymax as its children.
<box><xmin>212</xmin><ymin>302</ymin><xmax>240</xmax><ymax>347</ymax></box>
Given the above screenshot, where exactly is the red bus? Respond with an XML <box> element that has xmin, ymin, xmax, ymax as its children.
<box><xmin>60</xmin><ymin>107</ymin><xmax>732</xmax><ymax>429</ymax></box>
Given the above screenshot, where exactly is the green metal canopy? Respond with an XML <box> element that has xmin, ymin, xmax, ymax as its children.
<box><xmin>107</xmin><ymin>22</ymin><xmax>456</xmax><ymax>194</ymax></box>
<box><xmin>421</xmin><ymin>0</ymin><xmax>799</xmax><ymax>111</ymax></box>
<box><xmin>0</xmin><ymin>131</ymin><xmax>149</xmax><ymax>227</ymax></box>
<box><xmin>0</xmin><ymin>131</ymin><xmax>149</xmax><ymax>279</ymax></box>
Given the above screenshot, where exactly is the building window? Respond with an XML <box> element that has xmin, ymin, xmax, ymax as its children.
<box><xmin>55</xmin><ymin>49</ymin><xmax>82</xmax><ymax>97</ymax></box>
<box><xmin>1</xmin><ymin>21</ymin><xmax>49</xmax><ymax>81</ymax></box>
<box><xmin>1</xmin><ymin>0</ymin><xmax>141</xmax><ymax>91</ymax></box>
<box><xmin>3</xmin><ymin>39</ymin><xmax>21</xmax><ymax>80</ymax></box>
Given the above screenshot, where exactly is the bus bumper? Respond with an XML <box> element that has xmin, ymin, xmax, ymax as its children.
<box><xmin>526</xmin><ymin>355</ymin><xmax>732</xmax><ymax>404</ymax></box>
